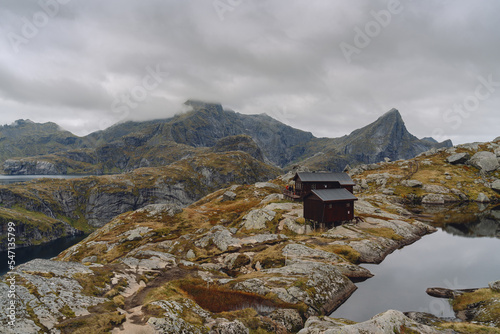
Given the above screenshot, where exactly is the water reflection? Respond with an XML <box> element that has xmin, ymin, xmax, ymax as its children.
<box><xmin>331</xmin><ymin>204</ymin><xmax>500</xmax><ymax>322</ymax></box>
<box><xmin>418</xmin><ymin>203</ymin><xmax>500</xmax><ymax>238</ymax></box>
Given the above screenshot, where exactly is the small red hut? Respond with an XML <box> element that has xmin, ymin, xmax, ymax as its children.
<box><xmin>303</xmin><ymin>188</ymin><xmax>357</xmax><ymax>224</ymax></box>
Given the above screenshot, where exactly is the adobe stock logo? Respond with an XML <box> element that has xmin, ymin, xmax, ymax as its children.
<box><xmin>104</xmin><ymin>65</ymin><xmax>168</xmax><ymax>130</ymax></box>
<box><xmin>339</xmin><ymin>0</ymin><xmax>403</xmax><ymax>64</ymax></box>
<box><xmin>7</xmin><ymin>0</ymin><xmax>72</xmax><ymax>54</ymax></box>
<box><xmin>213</xmin><ymin>0</ymin><xmax>244</xmax><ymax>21</ymax></box>
<box><xmin>432</xmin><ymin>74</ymin><xmax>500</xmax><ymax>142</ymax></box>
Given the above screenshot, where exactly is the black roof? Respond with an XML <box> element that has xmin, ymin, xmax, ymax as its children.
<box><xmin>308</xmin><ymin>188</ymin><xmax>358</xmax><ymax>202</ymax></box>
<box><xmin>294</xmin><ymin>172</ymin><xmax>355</xmax><ymax>185</ymax></box>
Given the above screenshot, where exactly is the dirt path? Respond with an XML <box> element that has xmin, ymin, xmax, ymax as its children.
<box><xmin>111</xmin><ymin>266</ymin><xmax>192</xmax><ymax>333</ymax></box>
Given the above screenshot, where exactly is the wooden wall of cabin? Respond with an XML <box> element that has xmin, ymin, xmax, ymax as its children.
<box><xmin>303</xmin><ymin>196</ymin><xmax>324</xmax><ymax>222</ymax></box>
<box><xmin>323</xmin><ymin>200</ymin><xmax>354</xmax><ymax>223</ymax></box>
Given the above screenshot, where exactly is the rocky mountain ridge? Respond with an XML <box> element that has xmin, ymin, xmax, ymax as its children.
<box><xmin>2</xmin><ymin>101</ymin><xmax>451</xmax><ymax>174</ymax></box>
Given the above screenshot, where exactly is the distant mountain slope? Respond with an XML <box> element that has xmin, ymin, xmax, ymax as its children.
<box><xmin>0</xmin><ymin>119</ymin><xmax>90</xmax><ymax>163</ymax></box>
<box><xmin>1</xmin><ymin>102</ymin><xmax>452</xmax><ymax>174</ymax></box>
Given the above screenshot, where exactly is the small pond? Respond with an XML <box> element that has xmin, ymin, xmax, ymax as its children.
<box><xmin>331</xmin><ymin>204</ymin><xmax>500</xmax><ymax>322</ymax></box>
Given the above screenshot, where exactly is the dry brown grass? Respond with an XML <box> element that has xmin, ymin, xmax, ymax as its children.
<box><xmin>452</xmin><ymin>289</ymin><xmax>500</xmax><ymax>311</ymax></box>
<box><xmin>180</xmin><ymin>280</ymin><xmax>296</xmax><ymax>314</ymax></box>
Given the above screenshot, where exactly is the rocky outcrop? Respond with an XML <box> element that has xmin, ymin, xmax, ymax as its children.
<box><xmin>3</xmin><ymin>159</ymin><xmax>65</xmax><ymax>175</ymax></box>
<box><xmin>0</xmin><ymin>259</ymin><xmax>107</xmax><ymax>333</ymax></box>
<box><xmin>468</xmin><ymin>151</ymin><xmax>500</xmax><ymax>173</ymax></box>
<box><xmin>235</xmin><ymin>260</ymin><xmax>357</xmax><ymax>317</ymax></box>
<box><xmin>446</xmin><ymin>152</ymin><xmax>470</xmax><ymax>164</ymax></box>
<box><xmin>147</xmin><ymin>299</ymin><xmax>212</xmax><ymax>334</ymax></box>
<box><xmin>489</xmin><ymin>280</ymin><xmax>500</xmax><ymax>292</ymax></box>
<box><xmin>298</xmin><ymin>310</ymin><xmax>453</xmax><ymax>334</ymax></box>
<box><xmin>492</xmin><ymin>179</ymin><xmax>500</xmax><ymax>193</ymax></box>
<box><xmin>212</xmin><ymin>135</ymin><xmax>265</xmax><ymax>162</ymax></box>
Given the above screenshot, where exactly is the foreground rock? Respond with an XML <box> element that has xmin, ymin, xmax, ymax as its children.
<box><xmin>0</xmin><ymin>259</ymin><xmax>108</xmax><ymax>333</ymax></box>
<box><xmin>298</xmin><ymin>310</ymin><xmax>453</xmax><ymax>333</ymax></box>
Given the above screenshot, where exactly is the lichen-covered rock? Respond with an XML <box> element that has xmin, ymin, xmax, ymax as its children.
<box><xmin>423</xmin><ymin>184</ymin><xmax>450</xmax><ymax>194</ymax></box>
<box><xmin>468</xmin><ymin>151</ymin><xmax>500</xmax><ymax>172</ymax></box>
<box><xmin>147</xmin><ymin>299</ymin><xmax>212</xmax><ymax>333</ymax></box>
<box><xmin>209</xmin><ymin>318</ymin><xmax>249</xmax><ymax>334</ymax></box>
<box><xmin>186</xmin><ymin>249</ymin><xmax>196</xmax><ymax>260</ymax></box>
<box><xmin>120</xmin><ymin>226</ymin><xmax>153</xmax><ymax>241</ymax></box>
<box><xmin>0</xmin><ymin>259</ymin><xmax>106</xmax><ymax>332</ymax></box>
<box><xmin>491</xmin><ymin>179</ymin><xmax>500</xmax><ymax>193</ymax></box>
<box><xmin>240</xmin><ymin>208</ymin><xmax>276</xmax><ymax>230</ymax></box>
<box><xmin>222</xmin><ymin>191</ymin><xmax>237</xmax><ymax>202</ymax></box>
<box><xmin>135</xmin><ymin>203</ymin><xmax>183</xmax><ymax>217</ymax></box>
<box><xmin>282</xmin><ymin>243</ymin><xmax>341</xmax><ymax>263</ymax></box>
<box><xmin>279</xmin><ymin>217</ymin><xmax>312</xmax><ymax>235</ymax></box>
<box><xmin>476</xmin><ymin>193</ymin><xmax>490</xmax><ymax>203</ymax></box>
<box><xmin>422</xmin><ymin>193</ymin><xmax>445</xmax><ymax>204</ymax></box>
<box><xmin>121</xmin><ymin>250</ymin><xmax>177</xmax><ymax>272</ymax></box>
<box><xmin>262</xmin><ymin>260</ymin><xmax>356</xmax><ymax>316</ymax></box>
<box><xmin>446</xmin><ymin>152</ymin><xmax>470</xmax><ymax>164</ymax></box>
<box><xmin>401</xmin><ymin>179</ymin><xmax>423</xmax><ymax>187</ymax></box>
<box><xmin>270</xmin><ymin>309</ymin><xmax>303</xmax><ymax>333</ymax></box>
<box><xmin>196</xmin><ymin>226</ymin><xmax>241</xmax><ymax>251</ymax></box>
<box><xmin>298</xmin><ymin>310</ymin><xmax>454</xmax><ymax>334</ymax></box>
<box><xmin>489</xmin><ymin>280</ymin><xmax>500</xmax><ymax>292</ymax></box>
<box><xmin>255</xmin><ymin>182</ymin><xmax>281</xmax><ymax>190</ymax></box>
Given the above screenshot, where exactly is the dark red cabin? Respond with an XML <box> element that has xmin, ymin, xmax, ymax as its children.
<box><xmin>303</xmin><ymin>188</ymin><xmax>357</xmax><ymax>224</ymax></box>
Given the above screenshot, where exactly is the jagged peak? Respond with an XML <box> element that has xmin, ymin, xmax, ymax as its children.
<box><xmin>378</xmin><ymin>108</ymin><xmax>403</xmax><ymax>121</ymax></box>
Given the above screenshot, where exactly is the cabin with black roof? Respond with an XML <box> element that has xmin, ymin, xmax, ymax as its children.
<box><xmin>283</xmin><ymin>171</ymin><xmax>358</xmax><ymax>225</ymax></box>
<box><xmin>284</xmin><ymin>172</ymin><xmax>355</xmax><ymax>201</ymax></box>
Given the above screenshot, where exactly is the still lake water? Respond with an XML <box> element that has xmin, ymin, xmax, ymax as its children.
<box><xmin>0</xmin><ymin>234</ymin><xmax>88</xmax><ymax>277</ymax></box>
<box><xmin>332</xmin><ymin>206</ymin><xmax>500</xmax><ymax>322</ymax></box>
<box><xmin>0</xmin><ymin>174</ymin><xmax>86</xmax><ymax>185</ymax></box>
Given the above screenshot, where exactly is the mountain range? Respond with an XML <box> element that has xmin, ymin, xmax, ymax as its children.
<box><xmin>0</xmin><ymin>101</ymin><xmax>452</xmax><ymax>174</ymax></box>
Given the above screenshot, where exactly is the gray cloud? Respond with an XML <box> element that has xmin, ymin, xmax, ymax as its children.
<box><xmin>0</xmin><ymin>0</ymin><xmax>498</xmax><ymax>143</ymax></box>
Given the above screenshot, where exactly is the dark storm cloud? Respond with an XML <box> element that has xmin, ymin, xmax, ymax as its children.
<box><xmin>0</xmin><ymin>0</ymin><xmax>498</xmax><ymax>143</ymax></box>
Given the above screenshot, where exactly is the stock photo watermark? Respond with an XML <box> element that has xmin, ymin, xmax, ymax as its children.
<box><xmin>105</xmin><ymin>64</ymin><xmax>169</xmax><ymax>130</ymax></box>
<box><xmin>5</xmin><ymin>221</ymin><xmax>17</xmax><ymax>326</ymax></box>
<box><xmin>432</xmin><ymin>74</ymin><xmax>500</xmax><ymax>142</ymax></box>
<box><xmin>419</xmin><ymin>278</ymin><xmax>464</xmax><ymax>316</ymax></box>
<box><xmin>213</xmin><ymin>0</ymin><xmax>244</xmax><ymax>21</ymax></box>
<box><xmin>339</xmin><ymin>0</ymin><xmax>403</xmax><ymax>64</ymax></box>
<box><xmin>7</xmin><ymin>0</ymin><xmax>72</xmax><ymax>54</ymax></box>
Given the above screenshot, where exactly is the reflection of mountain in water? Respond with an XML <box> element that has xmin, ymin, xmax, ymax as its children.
<box><xmin>442</xmin><ymin>208</ymin><xmax>500</xmax><ymax>238</ymax></box>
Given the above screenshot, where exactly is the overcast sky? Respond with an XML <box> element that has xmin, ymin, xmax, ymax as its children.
<box><xmin>0</xmin><ymin>0</ymin><xmax>499</xmax><ymax>145</ymax></box>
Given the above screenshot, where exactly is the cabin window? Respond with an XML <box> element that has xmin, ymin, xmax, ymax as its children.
<box><xmin>312</xmin><ymin>184</ymin><xmax>316</xmax><ymax>189</ymax></box>
<box><xmin>323</xmin><ymin>184</ymin><xmax>327</xmax><ymax>188</ymax></box>
<box><xmin>328</xmin><ymin>204</ymin><xmax>332</xmax><ymax>209</ymax></box>
<box><xmin>346</xmin><ymin>203</ymin><xmax>351</xmax><ymax>208</ymax></box>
